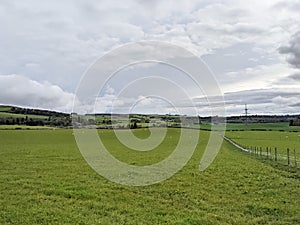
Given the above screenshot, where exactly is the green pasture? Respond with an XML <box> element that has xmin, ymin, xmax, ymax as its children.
<box><xmin>200</xmin><ymin>122</ymin><xmax>300</xmax><ymax>132</ymax></box>
<box><xmin>226</xmin><ymin>131</ymin><xmax>300</xmax><ymax>159</ymax></box>
<box><xmin>0</xmin><ymin>106</ymin><xmax>11</xmax><ymax>112</ymax></box>
<box><xmin>0</xmin><ymin>125</ymin><xmax>55</xmax><ymax>130</ymax></box>
<box><xmin>0</xmin><ymin>129</ymin><xmax>299</xmax><ymax>224</ymax></box>
<box><xmin>225</xmin><ymin>122</ymin><xmax>300</xmax><ymax>131</ymax></box>
<box><xmin>0</xmin><ymin>112</ymin><xmax>48</xmax><ymax>119</ymax></box>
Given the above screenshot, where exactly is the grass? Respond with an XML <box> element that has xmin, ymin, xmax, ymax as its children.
<box><xmin>199</xmin><ymin>122</ymin><xmax>300</xmax><ymax>132</ymax></box>
<box><xmin>0</xmin><ymin>125</ymin><xmax>56</xmax><ymax>130</ymax></box>
<box><xmin>0</xmin><ymin>112</ymin><xmax>49</xmax><ymax>119</ymax></box>
<box><xmin>99</xmin><ymin>128</ymin><xmax>180</xmax><ymax>166</ymax></box>
<box><xmin>0</xmin><ymin>129</ymin><xmax>299</xmax><ymax>224</ymax></box>
<box><xmin>226</xmin><ymin>122</ymin><xmax>300</xmax><ymax>131</ymax></box>
<box><xmin>226</xmin><ymin>131</ymin><xmax>300</xmax><ymax>158</ymax></box>
<box><xmin>0</xmin><ymin>106</ymin><xmax>11</xmax><ymax>112</ymax></box>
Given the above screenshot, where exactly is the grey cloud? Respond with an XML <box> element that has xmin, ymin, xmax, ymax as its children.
<box><xmin>230</xmin><ymin>23</ymin><xmax>264</xmax><ymax>35</ymax></box>
<box><xmin>279</xmin><ymin>32</ymin><xmax>300</xmax><ymax>68</ymax></box>
<box><xmin>202</xmin><ymin>43</ymin><xmax>276</xmax><ymax>75</ymax></box>
<box><xmin>207</xmin><ymin>88</ymin><xmax>300</xmax><ymax>115</ymax></box>
<box><xmin>225</xmin><ymin>89</ymin><xmax>300</xmax><ymax>105</ymax></box>
<box><xmin>272</xmin><ymin>72</ymin><xmax>300</xmax><ymax>85</ymax></box>
<box><xmin>273</xmin><ymin>0</ymin><xmax>300</xmax><ymax>12</ymax></box>
<box><xmin>289</xmin><ymin>73</ymin><xmax>300</xmax><ymax>81</ymax></box>
<box><xmin>225</xmin><ymin>89</ymin><xmax>300</xmax><ymax>114</ymax></box>
<box><xmin>192</xmin><ymin>88</ymin><xmax>300</xmax><ymax>115</ymax></box>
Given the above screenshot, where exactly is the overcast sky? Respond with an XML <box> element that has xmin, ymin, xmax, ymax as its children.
<box><xmin>0</xmin><ymin>0</ymin><xmax>300</xmax><ymax>116</ymax></box>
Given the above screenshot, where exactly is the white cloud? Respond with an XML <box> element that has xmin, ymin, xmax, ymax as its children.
<box><xmin>0</xmin><ymin>75</ymin><xmax>75</xmax><ymax>112</ymax></box>
<box><xmin>0</xmin><ymin>0</ymin><xmax>300</xmax><ymax>115</ymax></box>
<box><xmin>220</xmin><ymin>63</ymin><xmax>294</xmax><ymax>93</ymax></box>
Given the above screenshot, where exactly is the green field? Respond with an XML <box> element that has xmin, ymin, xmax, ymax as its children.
<box><xmin>225</xmin><ymin>122</ymin><xmax>300</xmax><ymax>131</ymax></box>
<box><xmin>199</xmin><ymin>122</ymin><xmax>300</xmax><ymax>132</ymax></box>
<box><xmin>0</xmin><ymin>112</ymin><xmax>49</xmax><ymax>119</ymax></box>
<box><xmin>0</xmin><ymin>129</ymin><xmax>299</xmax><ymax>224</ymax></box>
<box><xmin>226</xmin><ymin>131</ymin><xmax>300</xmax><ymax>159</ymax></box>
<box><xmin>0</xmin><ymin>106</ymin><xmax>11</xmax><ymax>112</ymax></box>
<box><xmin>0</xmin><ymin>125</ymin><xmax>56</xmax><ymax>130</ymax></box>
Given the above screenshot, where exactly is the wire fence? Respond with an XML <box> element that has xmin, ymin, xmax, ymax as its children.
<box><xmin>224</xmin><ymin>136</ymin><xmax>299</xmax><ymax>168</ymax></box>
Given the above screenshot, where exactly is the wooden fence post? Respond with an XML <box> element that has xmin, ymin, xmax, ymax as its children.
<box><xmin>287</xmin><ymin>148</ymin><xmax>290</xmax><ymax>166</ymax></box>
<box><xmin>270</xmin><ymin>148</ymin><xmax>272</xmax><ymax>160</ymax></box>
<box><xmin>294</xmin><ymin>149</ymin><xmax>297</xmax><ymax>168</ymax></box>
<box><xmin>274</xmin><ymin>147</ymin><xmax>277</xmax><ymax>162</ymax></box>
<box><xmin>266</xmin><ymin>147</ymin><xmax>269</xmax><ymax>159</ymax></box>
<box><xmin>260</xmin><ymin>147</ymin><xmax>262</xmax><ymax>157</ymax></box>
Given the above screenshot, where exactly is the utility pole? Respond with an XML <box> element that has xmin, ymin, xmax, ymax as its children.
<box><xmin>244</xmin><ymin>104</ymin><xmax>248</xmax><ymax>126</ymax></box>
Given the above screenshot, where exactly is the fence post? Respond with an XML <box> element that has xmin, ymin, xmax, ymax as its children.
<box><xmin>270</xmin><ymin>148</ymin><xmax>272</xmax><ymax>160</ymax></box>
<box><xmin>287</xmin><ymin>148</ymin><xmax>290</xmax><ymax>166</ymax></box>
<box><xmin>266</xmin><ymin>147</ymin><xmax>269</xmax><ymax>159</ymax></box>
<box><xmin>294</xmin><ymin>149</ymin><xmax>297</xmax><ymax>168</ymax></box>
<box><xmin>260</xmin><ymin>147</ymin><xmax>262</xmax><ymax>157</ymax></box>
<box><xmin>275</xmin><ymin>147</ymin><xmax>277</xmax><ymax>161</ymax></box>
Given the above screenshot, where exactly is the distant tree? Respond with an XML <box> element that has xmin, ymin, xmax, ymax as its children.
<box><xmin>88</xmin><ymin>119</ymin><xmax>95</xmax><ymax>125</ymax></box>
<box><xmin>130</xmin><ymin>121</ymin><xmax>137</xmax><ymax>129</ymax></box>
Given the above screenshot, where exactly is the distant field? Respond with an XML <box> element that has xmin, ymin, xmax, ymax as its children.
<box><xmin>0</xmin><ymin>106</ymin><xmax>11</xmax><ymax>112</ymax></box>
<box><xmin>0</xmin><ymin>129</ymin><xmax>299</xmax><ymax>224</ymax></box>
<box><xmin>225</xmin><ymin>122</ymin><xmax>300</xmax><ymax>131</ymax></box>
<box><xmin>226</xmin><ymin>131</ymin><xmax>300</xmax><ymax>159</ymax></box>
<box><xmin>0</xmin><ymin>112</ymin><xmax>49</xmax><ymax>119</ymax></box>
<box><xmin>1</xmin><ymin>104</ymin><xmax>300</xmax><ymax>132</ymax></box>
<box><xmin>0</xmin><ymin>125</ymin><xmax>55</xmax><ymax>130</ymax></box>
<box><xmin>200</xmin><ymin>122</ymin><xmax>300</xmax><ymax>132</ymax></box>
